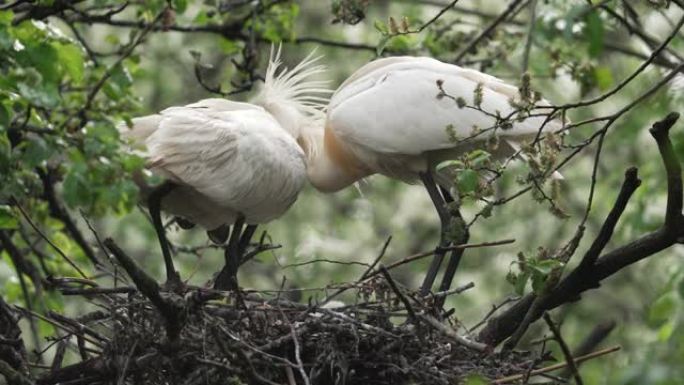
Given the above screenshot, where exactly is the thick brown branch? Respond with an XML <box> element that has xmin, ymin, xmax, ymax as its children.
<box><xmin>11</xmin><ymin>0</ymin><xmax>86</xmax><ymax>24</ymax></box>
<box><xmin>649</xmin><ymin>112</ymin><xmax>683</xmax><ymax>230</ymax></box>
<box><xmin>65</xmin><ymin>15</ymin><xmax>243</xmax><ymax>38</ymax></box>
<box><xmin>579</xmin><ymin>167</ymin><xmax>641</xmax><ymax>268</ymax></box>
<box><xmin>103</xmin><ymin>238</ymin><xmax>185</xmax><ymax>339</ymax></box>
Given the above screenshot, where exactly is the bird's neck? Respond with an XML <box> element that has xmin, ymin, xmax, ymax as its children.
<box><xmin>262</xmin><ymin>103</ymin><xmax>303</xmax><ymax>138</ymax></box>
<box><xmin>300</xmin><ymin>125</ymin><xmax>370</xmax><ymax>192</ymax></box>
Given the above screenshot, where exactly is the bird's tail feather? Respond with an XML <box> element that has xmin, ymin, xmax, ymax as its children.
<box><xmin>117</xmin><ymin>114</ymin><xmax>163</xmax><ymax>159</ymax></box>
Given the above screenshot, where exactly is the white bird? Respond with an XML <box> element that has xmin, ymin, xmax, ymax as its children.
<box><xmin>298</xmin><ymin>56</ymin><xmax>564</xmax><ymax>295</ymax></box>
<box><xmin>121</xmin><ymin>48</ymin><xmax>329</xmax><ymax>289</ymax></box>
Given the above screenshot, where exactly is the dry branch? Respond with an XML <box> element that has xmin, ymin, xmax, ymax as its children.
<box><xmin>0</xmin><ymin>298</ymin><xmax>29</xmax><ymax>384</ymax></box>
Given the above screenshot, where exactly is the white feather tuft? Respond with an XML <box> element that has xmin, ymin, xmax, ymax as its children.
<box><xmin>252</xmin><ymin>45</ymin><xmax>331</xmax><ymax>139</ymax></box>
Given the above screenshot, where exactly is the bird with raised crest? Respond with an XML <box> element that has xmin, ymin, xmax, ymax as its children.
<box><xmin>297</xmin><ymin>56</ymin><xmax>565</xmax><ymax>296</ymax></box>
<box><xmin>120</xmin><ymin>48</ymin><xmax>329</xmax><ymax>290</ymax></box>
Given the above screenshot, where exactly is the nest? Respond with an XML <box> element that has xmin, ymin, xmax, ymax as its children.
<box><xmin>37</xmin><ymin>275</ymin><xmax>534</xmax><ymax>385</ymax></box>
<box><xmin>0</xmin><ymin>231</ymin><xmax>627</xmax><ymax>385</ymax></box>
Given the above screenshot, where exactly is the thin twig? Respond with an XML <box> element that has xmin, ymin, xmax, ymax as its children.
<box><xmin>543</xmin><ymin>313</ymin><xmax>583</xmax><ymax>385</ymax></box>
<box><xmin>366</xmin><ymin>239</ymin><xmax>515</xmax><ymax>279</ymax></box>
<box><xmin>492</xmin><ymin>346</ymin><xmax>620</xmax><ymax>384</ymax></box>
<box><xmin>454</xmin><ymin>0</ymin><xmax>527</xmax><ymax>63</ymax></box>
<box><xmin>418</xmin><ymin>313</ymin><xmax>488</xmax><ymax>352</ymax></box>
<box><xmin>11</xmin><ymin>199</ymin><xmax>87</xmax><ymax>278</ymax></box>
<box><xmin>379</xmin><ymin>266</ymin><xmax>418</xmax><ymax>322</ymax></box>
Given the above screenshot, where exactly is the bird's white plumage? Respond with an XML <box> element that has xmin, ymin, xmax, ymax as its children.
<box><xmin>329</xmin><ymin>57</ymin><xmax>560</xmax><ymax>156</ymax></box>
<box><xmin>252</xmin><ymin>47</ymin><xmax>330</xmax><ymax>138</ymax></box>
<box><xmin>121</xmin><ymin>48</ymin><xmax>329</xmax><ymax>230</ymax></box>
<box><xmin>124</xmin><ymin>99</ymin><xmax>306</xmax><ymax>229</ymax></box>
<box><xmin>304</xmin><ymin>56</ymin><xmax>564</xmax><ymax>191</ymax></box>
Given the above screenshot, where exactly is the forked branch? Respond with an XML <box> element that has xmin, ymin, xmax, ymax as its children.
<box><xmin>478</xmin><ymin>112</ymin><xmax>684</xmax><ymax>346</ymax></box>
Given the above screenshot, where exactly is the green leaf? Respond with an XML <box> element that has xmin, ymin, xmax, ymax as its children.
<box><xmin>21</xmin><ymin>136</ymin><xmax>53</xmax><ymax>167</ymax></box>
<box><xmin>193</xmin><ymin>10</ymin><xmax>211</xmax><ymax>24</ymax></box>
<box><xmin>657</xmin><ymin>319</ymin><xmax>676</xmax><ymax>342</ymax></box>
<box><xmin>373</xmin><ymin>19</ymin><xmax>388</xmax><ymax>34</ymax></box>
<box><xmin>105</xmin><ymin>34</ymin><xmax>120</xmax><ymax>46</ymax></box>
<box><xmin>0</xmin><ymin>102</ymin><xmax>10</xmax><ymax>128</ymax></box>
<box><xmin>456</xmin><ymin>169</ymin><xmax>479</xmax><ymax>194</ymax></box>
<box><xmin>219</xmin><ymin>39</ymin><xmax>240</xmax><ymax>55</ymax></box>
<box><xmin>468</xmin><ymin>149</ymin><xmax>491</xmax><ymax>167</ymax></box>
<box><xmin>531</xmin><ymin>271</ymin><xmax>547</xmax><ymax>293</ymax></box>
<box><xmin>376</xmin><ymin>35</ymin><xmax>390</xmax><ymax>56</ymax></box>
<box><xmin>0</xmin><ymin>205</ymin><xmax>18</xmax><ymax>229</ymax></box>
<box><xmin>121</xmin><ymin>154</ymin><xmax>145</xmax><ymax>173</ymax></box>
<box><xmin>2</xmin><ymin>276</ymin><xmax>22</xmax><ymax>303</ymax></box>
<box><xmin>514</xmin><ymin>271</ymin><xmax>529</xmax><ymax>296</ymax></box>
<box><xmin>172</xmin><ymin>0</ymin><xmax>188</xmax><ymax>13</ymax></box>
<box><xmin>386</xmin><ymin>35</ymin><xmax>412</xmax><ymax>53</ymax></box>
<box><xmin>0</xmin><ymin>10</ymin><xmax>14</xmax><ymax>26</ymax></box>
<box><xmin>62</xmin><ymin>166</ymin><xmax>91</xmax><ymax>208</ymax></box>
<box><xmin>0</xmin><ymin>132</ymin><xmax>11</xmax><ymax>171</ymax></box>
<box><xmin>16</xmin><ymin>42</ymin><xmax>60</xmax><ymax>83</ymax></box>
<box><xmin>55</xmin><ymin>43</ymin><xmax>85</xmax><ymax>83</ymax></box>
<box><xmin>17</xmin><ymin>79</ymin><xmax>60</xmax><ymax>108</ymax></box>
<box><xmin>594</xmin><ymin>66</ymin><xmax>613</xmax><ymax>91</ymax></box>
<box><xmin>585</xmin><ymin>11</ymin><xmax>604</xmax><ymax>57</ymax></box>
<box><xmin>110</xmin><ymin>63</ymin><xmax>133</xmax><ymax>89</ymax></box>
<box><xmin>0</xmin><ymin>25</ymin><xmax>11</xmax><ymax>51</ymax></box>
<box><xmin>649</xmin><ymin>291</ymin><xmax>678</xmax><ymax>325</ymax></box>
<box><xmin>528</xmin><ymin>259</ymin><xmax>561</xmax><ymax>275</ymax></box>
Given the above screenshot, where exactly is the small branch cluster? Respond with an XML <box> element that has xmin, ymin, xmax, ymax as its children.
<box><xmin>478</xmin><ymin>113</ymin><xmax>684</xmax><ymax>347</ymax></box>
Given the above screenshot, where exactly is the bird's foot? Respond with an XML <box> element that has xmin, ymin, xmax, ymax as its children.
<box><xmin>213</xmin><ymin>266</ymin><xmax>239</xmax><ymax>292</ymax></box>
<box><xmin>162</xmin><ymin>271</ymin><xmax>186</xmax><ymax>294</ymax></box>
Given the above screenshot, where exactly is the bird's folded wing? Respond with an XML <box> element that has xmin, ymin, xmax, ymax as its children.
<box><xmin>143</xmin><ymin>108</ymin><xmax>242</xmax><ymax>189</ymax></box>
<box><xmin>141</xmin><ymin>105</ymin><xmax>306</xmax><ymax>216</ymax></box>
<box><xmin>328</xmin><ymin>57</ymin><xmax>563</xmax><ymax>156</ymax></box>
<box><xmin>120</xmin><ymin>98</ymin><xmax>264</xmax><ymax>144</ymax></box>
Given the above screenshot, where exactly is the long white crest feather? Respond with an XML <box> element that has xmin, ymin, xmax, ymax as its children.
<box><xmin>253</xmin><ymin>44</ymin><xmax>331</xmax><ymax>121</ymax></box>
<box><xmin>252</xmin><ymin>45</ymin><xmax>330</xmax><ymax>162</ymax></box>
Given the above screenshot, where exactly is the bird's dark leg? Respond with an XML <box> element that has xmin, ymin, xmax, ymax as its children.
<box><xmin>214</xmin><ymin>216</ymin><xmax>245</xmax><ymax>291</ymax></box>
<box><xmin>238</xmin><ymin>225</ymin><xmax>258</xmax><ymax>258</ymax></box>
<box><xmin>175</xmin><ymin>217</ymin><xmax>196</xmax><ymax>230</ymax></box>
<box><xmin>148</xmin><ymin>181</ymin><xmax>181</xmax><ymax>288</ymax></box>
<box><xmin>435</xmin><ymin>186</ymin><xmax>470</xmax><ymax>307</ymax></box>
<box><xmin>419</xmin><ymin>171</ymin><xmax>451</xmax><ymax>296</ymax></box>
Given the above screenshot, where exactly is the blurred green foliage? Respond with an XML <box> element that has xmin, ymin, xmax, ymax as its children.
<box><xmin>0</xmin><ymin>1</ymin><xmax>683</xmax><ymax>384</ymax></box>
